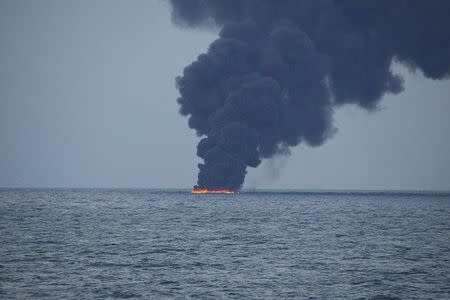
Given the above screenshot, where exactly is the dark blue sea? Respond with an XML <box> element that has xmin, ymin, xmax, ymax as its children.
<box><xmin>1</xmin><ymin>189</ymin><xmax>449</xmax><ymax>299</ymax></box>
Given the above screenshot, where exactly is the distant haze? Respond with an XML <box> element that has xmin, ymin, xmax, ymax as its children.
<box><xmin>1</xmin><ymin>0</ymin><xmax>449</xmax><ymax>190</ymax></box>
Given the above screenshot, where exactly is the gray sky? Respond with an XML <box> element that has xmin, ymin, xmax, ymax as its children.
<box><xmin>1</xmin><ymin>0</ymin><xmax>449</xmax><ymax>190</ymax></box>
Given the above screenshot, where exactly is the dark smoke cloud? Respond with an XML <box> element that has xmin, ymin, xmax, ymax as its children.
<box><xmin>170</xmin><ymin>0</ymin><xmax>450</xmax><ymax>190</ymax></box>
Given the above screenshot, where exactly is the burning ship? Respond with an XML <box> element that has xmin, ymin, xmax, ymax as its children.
<box><xmin>191</xmin><ymin>188</ymin><xmax>237</xmax><ymax>194</ymax></box>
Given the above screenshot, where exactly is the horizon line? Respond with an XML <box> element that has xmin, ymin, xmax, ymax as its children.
<box><xmin>1</xmin><ymin>186</ymin><xmax>450</xmax><ymax>194</ymax></box>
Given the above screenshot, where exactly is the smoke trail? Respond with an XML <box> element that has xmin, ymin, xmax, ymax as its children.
<box><xmin>170</xmin><ymin>0</ymin><xmax>450</xmax><ymax>190</ymax></box>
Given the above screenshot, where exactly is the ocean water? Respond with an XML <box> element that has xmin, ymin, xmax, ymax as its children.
<box><xmin>1</xmin><ymin>189</ymin><xmax>449</xmax><ymax>299</ymax></box>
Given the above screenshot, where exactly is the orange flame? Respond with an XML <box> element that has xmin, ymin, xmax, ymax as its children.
<box><xmin>191</xmin><ymin>189</ymin><xmax>237</xmax><ymax>194</ymax></box>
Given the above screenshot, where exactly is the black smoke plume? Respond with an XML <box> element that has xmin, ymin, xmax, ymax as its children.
<box><xmin>170</xmin><ymin>0</ymin><xmax>450</xmax><ymax>190</ymax></box>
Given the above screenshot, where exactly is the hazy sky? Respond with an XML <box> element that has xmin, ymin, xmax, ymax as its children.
<box><xmin>1</xmin><ymin>0</ymin><xmax>449</xmax><ymax>190</ymax></box>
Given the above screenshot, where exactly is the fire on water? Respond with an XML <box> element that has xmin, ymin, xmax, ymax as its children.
<box><xmin>191</xmin><ymin>189</ymin><xmax>237</xmax><ymax>194</ymax></box>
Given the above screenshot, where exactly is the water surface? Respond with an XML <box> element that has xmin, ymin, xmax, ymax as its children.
<box><xmin>1</xmin><ymin>189</ymin><xmax>449</xmax><ymax>299</ymax></box>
